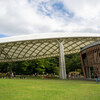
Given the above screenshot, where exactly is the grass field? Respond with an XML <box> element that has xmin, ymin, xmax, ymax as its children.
<box><xmin>0</xmin><ymin>79</ymin><xmax>100</xmax><ymax>100</ymax></box>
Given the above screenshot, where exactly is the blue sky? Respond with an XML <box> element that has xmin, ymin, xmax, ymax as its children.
<box><xmin>0</xmin><ymin>34</ymin><xmax>6</xmax><ymax>38</ymax></box>
<box><xmin>38</xmin><ymin>1</ymin><xmax>74</xmax><ymax>18</ymax></box>
<box><xmin>0</xmin><ymin>0</ymin><xmax>100</xmax><ymax>37</ymax></box>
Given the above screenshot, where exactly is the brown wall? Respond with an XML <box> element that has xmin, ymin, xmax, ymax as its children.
<box><xmin>80</xmin><ymin>45</ymin><xmax>100</xmax><ymax>78</ymax></box>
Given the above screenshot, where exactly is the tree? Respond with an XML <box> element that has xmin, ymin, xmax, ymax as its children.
<box><xmin>65</xmin><ymin>53</ymin><xmax>82</xmax><ymax>74</ymax></box>
<box><xmin>0</xmin><ymin>53</ymin><xmax>82</xmax><ymax>75</ymax></box>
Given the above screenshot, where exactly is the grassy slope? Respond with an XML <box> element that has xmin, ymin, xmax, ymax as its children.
<box><xmin>0</xmin><ymin>79</ymin><xmax>100</xmax><ymax>100</ymax></box>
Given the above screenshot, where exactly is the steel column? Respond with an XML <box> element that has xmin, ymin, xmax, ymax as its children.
<box><xmin>57</xmin><ymin>40</ymin><xmax>66</xmax><ymax>79</ymax></box>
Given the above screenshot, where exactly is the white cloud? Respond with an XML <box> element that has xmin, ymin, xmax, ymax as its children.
<box><xmin>0</xmin><ymin>0</ymin><xmax>61</xmax><ymax>36</ymax></box>
<box><xmin>0</xmin><ymin>0</ymin><xmax>100</xmax><ymax>36</ymax></box>
<box><xmin>62</xmin><ymin>0</ymin><xmax>100</xmax><ymax>32</ymax></box>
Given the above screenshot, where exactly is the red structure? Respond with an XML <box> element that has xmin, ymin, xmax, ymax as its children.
<box><xmin>80</xmin><ymin>41</ymin><xmax>100</xmax><ymax>79</ymax></box>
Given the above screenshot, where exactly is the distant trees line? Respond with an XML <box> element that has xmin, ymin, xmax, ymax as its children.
<box><xmin>0</xmin><ymin>53</ymin><xmax>82</xmax><ymax>75</ymax></box>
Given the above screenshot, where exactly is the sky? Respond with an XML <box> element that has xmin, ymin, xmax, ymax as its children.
<box><xmin>0</xmin><ymin>0</ymin><xmax>100</xmax><ymax>37</ymax></box>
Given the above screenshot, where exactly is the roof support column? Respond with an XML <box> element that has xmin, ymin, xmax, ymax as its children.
<box><xmin>57</xmin><ymin>40</ymin><xmax>66</xmax><ymax>79</ymax></box>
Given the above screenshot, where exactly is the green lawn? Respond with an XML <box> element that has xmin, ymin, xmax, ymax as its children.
<box><xmin>0</xmin><ymin>79</ymin><xmax>100</xmax><ymax>100</ymax></box>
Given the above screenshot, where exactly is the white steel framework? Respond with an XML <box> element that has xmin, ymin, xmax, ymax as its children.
<box><xmin>0</xmin><ymin>32</ymin><xmax>100</xmax><ymax>79</ymax></box>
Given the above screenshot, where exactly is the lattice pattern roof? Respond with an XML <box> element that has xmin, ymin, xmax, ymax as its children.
<box><xmin>0</xmin><ymin>33</ymin><xmax>100</xmax><ymax>62</ymax></box>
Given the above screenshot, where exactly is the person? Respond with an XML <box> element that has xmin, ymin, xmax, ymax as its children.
<box><xmin>6</xmin><ymin>72</ymin><xmax>8</xmax><ymax>78</ymax></box>
<box><xmin>69</xmin><ymin>74</ymin><xmax>71</xmax><ymax>79</ymax></box>
<box><xmin>46</xmin><ymin>73</ymin><xmax>48</xmax><ymax>76</ymax></box>
<box><xmin>95</xmin><ymin>74</ymin><xmax>99</xmax><ymax>84</ymax></box>
<box><xmin>35</xmin><ymin>73</ymin><xmax>37</xmax><ymax>77</ymax></box>
<box><xmin>8</xmin><ymin>72</ymin><xmax>10</xmax><ymax>78</ymax></box>
<box><xmin>12</xmin><ymin>72</ymin><xmax>14</xmax><ymax>78</ymax></box>
<box><xmin>14</xmin><ymin>72</ymin><xmax>16</xmax><ymax>78</ymax></box>
<box><xmin>79</xmin><ymin>73</ymin><xmax>81</xmax><ymax>78</ymax></box>
<box><xmin>45</xmin><ymin>73</ymin><xmax>50</xmax><ymax>78</ymax></box>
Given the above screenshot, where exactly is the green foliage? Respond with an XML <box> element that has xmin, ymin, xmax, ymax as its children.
<box><xmin>0</xmin><ymin>63</ymin><xmax>8</xmax><ymax>72</ymax></box>
<box><xmin>0</xmin><ymin>53</ymin><xmax>82</xmax><ymax>75</ymax></box>
<box><xmin>65</xmin><ymin>53</ymin><xmax>82</xmax><ymax>74</ymax></box>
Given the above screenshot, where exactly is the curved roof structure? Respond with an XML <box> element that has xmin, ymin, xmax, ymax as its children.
<box><xmin>0</xmin><ymin>32</ymin><xmax>100</xmax><ymax>62</ymax></box>
<box><xmin>80</xmin><ymin>40</ymin><xmax>100</xmax><ymax>51</ymax></box>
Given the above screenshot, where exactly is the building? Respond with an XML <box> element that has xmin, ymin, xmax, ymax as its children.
<box><xmin>80</xmin><ymin>41</ymin><xmax>100</xmax><ymax>79</ymax></box>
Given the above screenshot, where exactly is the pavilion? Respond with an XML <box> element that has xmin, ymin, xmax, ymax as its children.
<box><xmin>0</xmin><ymin>32</ymin><xmax>100</xmax><ymax>79</ymax></box>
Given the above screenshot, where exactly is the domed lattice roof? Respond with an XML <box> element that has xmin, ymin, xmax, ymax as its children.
<box><xmin>0</xmin><ymin>32</ymin><xmax>100</xmax><ymax>62</ymax></box>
